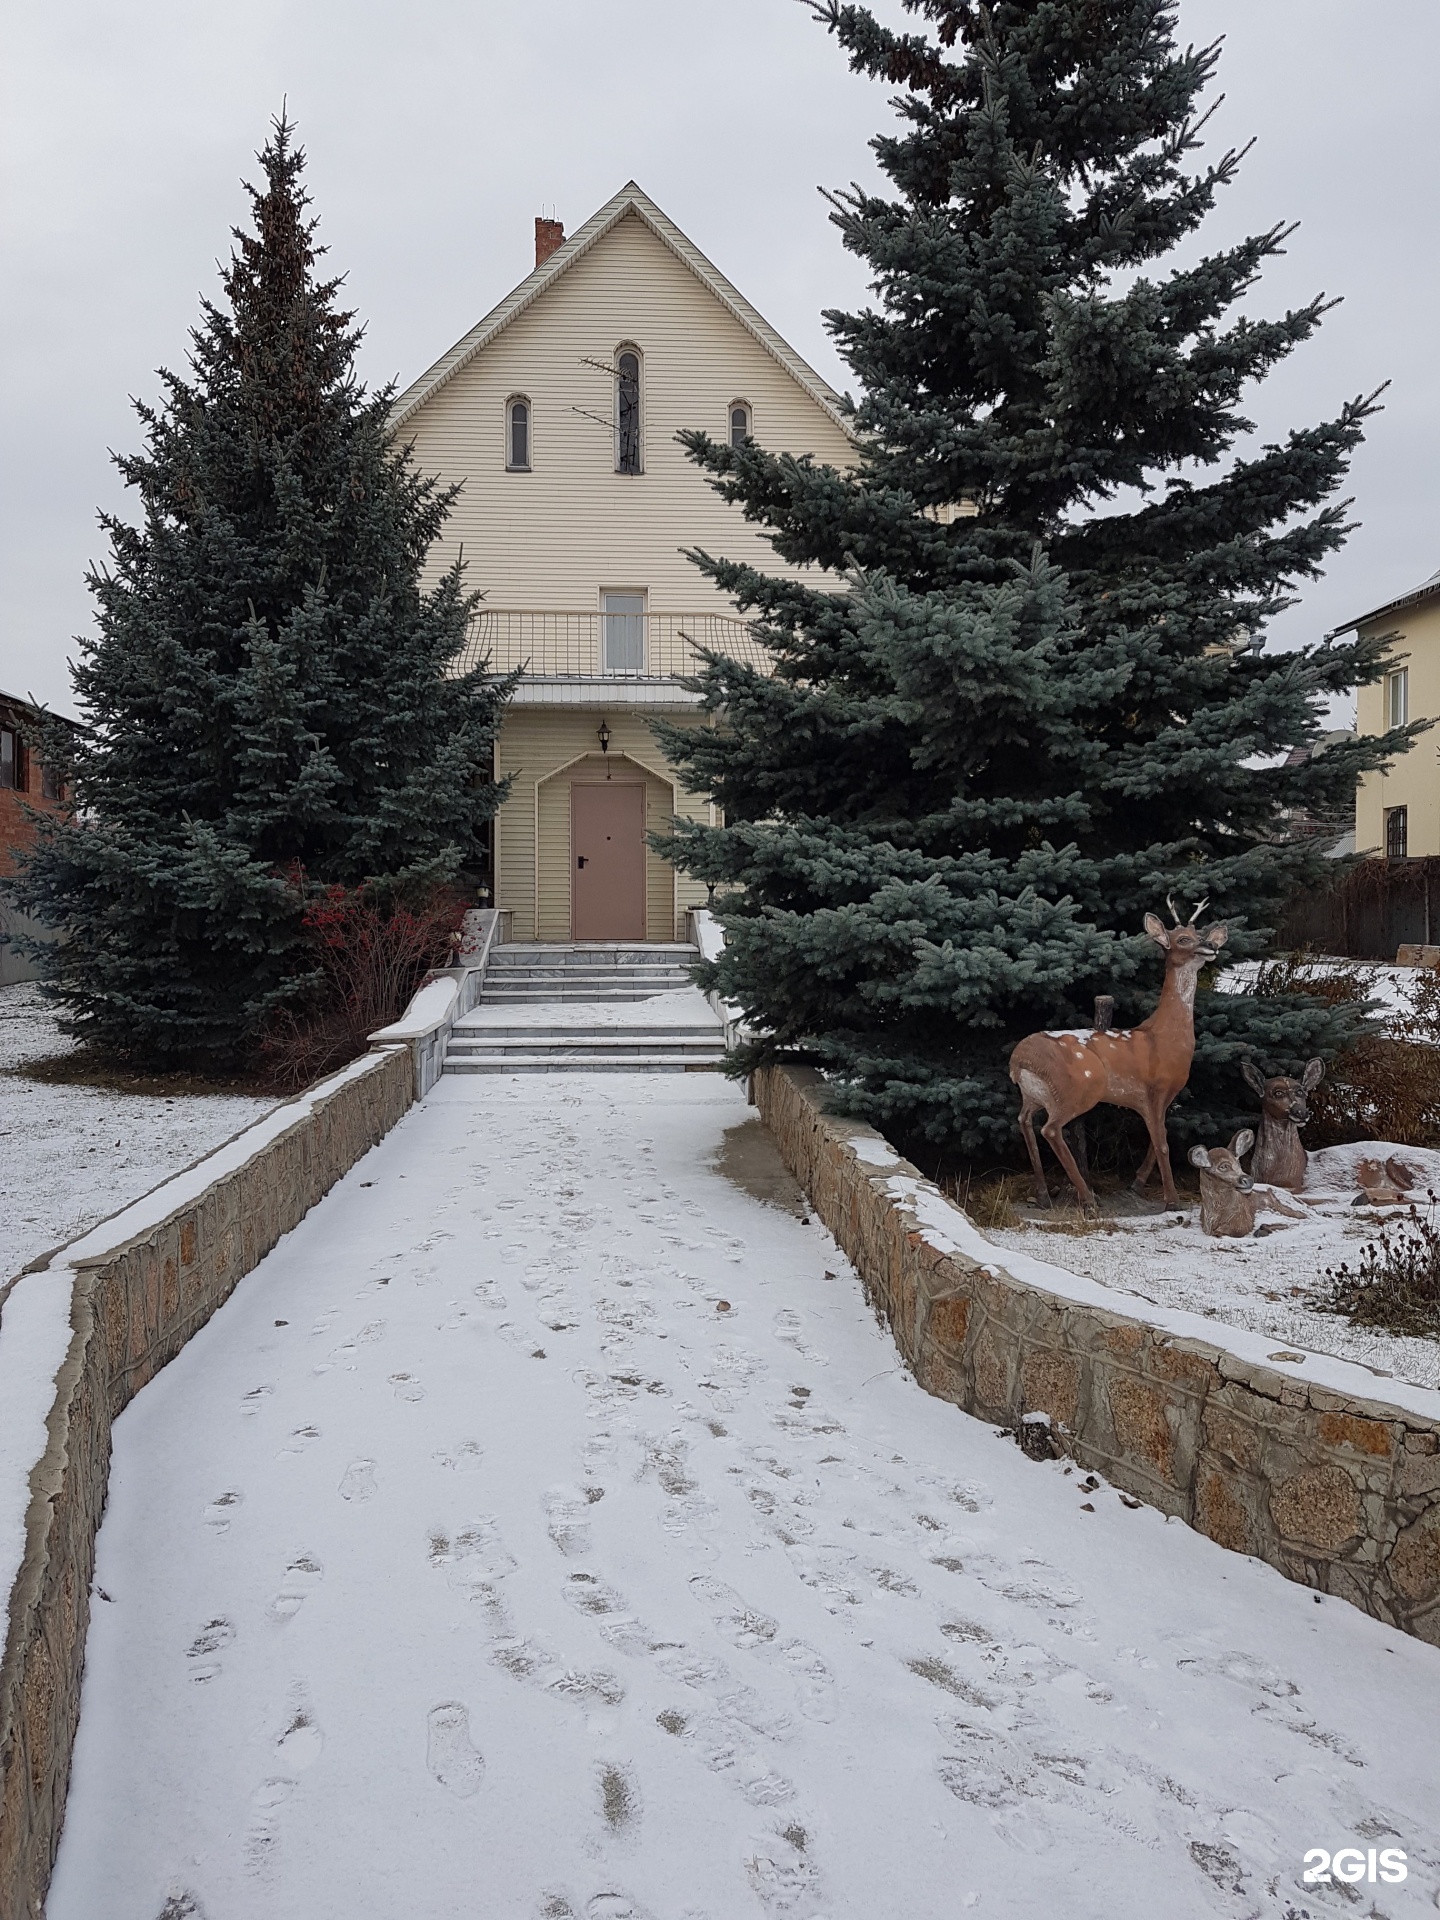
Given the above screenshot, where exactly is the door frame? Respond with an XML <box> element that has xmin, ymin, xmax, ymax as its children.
<box><xmin>569</xmin><ymin>775</ymin><xmax>647</xmax><ymax>942</ymax></box>
<box><xmin>535</xmin><ymin>747</ymin><xmax>677</xmax><ymax>940</ymax></box>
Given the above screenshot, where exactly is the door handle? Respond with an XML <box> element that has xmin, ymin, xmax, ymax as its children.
<box><xmin>576</xmin><ymin>856</ymin><xmax>588</xmax><ymax>869</ymax></box>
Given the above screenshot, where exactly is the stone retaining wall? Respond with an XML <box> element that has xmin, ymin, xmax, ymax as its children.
<box><xmin>754</xmin><ymin>1064</ymin><xmax>1440</xmax><ymax>1647</ymax></box>
<box><xmin>0</xmin><ymin>1044</ymin><xmax>413</xmax><ymax>1917</ymax></box>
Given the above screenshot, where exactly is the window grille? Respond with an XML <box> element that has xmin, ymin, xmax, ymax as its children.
<box><xmin>615</xmin><ymin>350</ymin><xmax>641</xmax><ymax>474</ymax></box>
<box><xmin>1385</xmin><ymin>806</ymin><xmax>1409</xmax><ymax>860</ymax></box>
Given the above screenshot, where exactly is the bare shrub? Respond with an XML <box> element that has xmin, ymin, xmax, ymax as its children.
<box><xmin>1237</xmin><ymin>956</ymin><xmax>1440</xmax><ymax>1149</ymax></box>
<box><xmin>262</xmin><ymin>882</ymin><xmax>468</xmax><ymax>1090</ymax></box>
<box><xmin>1312</xmin><ymin>1194</ymin><xmax>1440</xmax><ymax>1340</ymax></box>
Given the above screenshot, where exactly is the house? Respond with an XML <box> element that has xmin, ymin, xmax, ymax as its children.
<box><xmin>391</xmin><ymin>182</ymin><xmax>856</xmax><ymax>943</ymax></box>
<box><xmin>1333</xmin><ymin>567</ymin><xmax>1440</xmax><ymax>858</ymax></box>
<box><xmin>0</xmin><ymin>690</ymin><xmax>76</xmax><ymax>985</ymax></box>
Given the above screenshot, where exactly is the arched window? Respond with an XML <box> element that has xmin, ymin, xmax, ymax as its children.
<box><xmin>506</xmin><ymin>396</ymin><xmax>531</xmax><ymax>472</ymax></box>
<box><xmin>615</xmin><ymin>348</ymin><xmax>642</xmax><ymax>474</ymax></box>
<box><xmin>729</xmin><ymin>400</ymin><xmax>752</xmax><ymax>449</ymax></box>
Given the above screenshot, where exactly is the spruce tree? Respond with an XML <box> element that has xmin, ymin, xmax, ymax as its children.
<box><xmin>658</xmin><ymin>0</ymin><xmax>1421</xmax><ymax>1164</ymax></box>
<box><xmin>14</xmin><ymin>116</ymin><xmax>510</xmax><ymax>1066</ymax></box>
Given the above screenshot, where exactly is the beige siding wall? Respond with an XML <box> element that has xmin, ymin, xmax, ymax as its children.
<box><xmin>1356</xmin><ymin>599</ymin><xmax>1440</xmax><ymax>857</ymax></box>
<box><xmin>399</xmin><ymin>209</ymin><xmax>855</xmax><ymax>614</ymax></box>
<box><xmin>497</xmin><ymin>707</ymin><xmax>711</xmax><ymax>941</ymax></box>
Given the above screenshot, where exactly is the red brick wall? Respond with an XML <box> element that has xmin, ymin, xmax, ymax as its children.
<box><xmin>0</xmin><ymin>711</ymin><xmax>69</xmax><ymax>879</ymax></box>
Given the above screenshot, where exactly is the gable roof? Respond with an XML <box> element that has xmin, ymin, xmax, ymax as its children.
<box><xmin>390</xmin><ymin>181</ymin><xmax>854</xmax><ymax>437</ymax></box>
<box><xmin>1328</xmin><ymin>565</ymin><xmax>1440</xmax><ymax>638</ymax></box>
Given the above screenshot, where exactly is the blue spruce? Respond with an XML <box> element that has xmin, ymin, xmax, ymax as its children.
<box><xmin>657</xmin><ymin>0</ymin><xmax>1421</xmax><ymax>1163</ymax></box>
<box><xmin>14</xmin><ymin>116</ymin><xmax>509</xmax><ymax>1066</ymax></box>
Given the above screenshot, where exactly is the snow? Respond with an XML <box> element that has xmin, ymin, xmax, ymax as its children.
<box><xmin>988</xmin><ymin>1143</ymin><xmax>1440</xmax><ymax>1396</ymax></box>
<box><xmin>49</xmin><ymin>1073</ymin><xmax>1440</xmax><ymax>1918</ymax></box>
<box><xmin>1217</xmin><ymin>960</ymin><xmax>1431</xmax><ymax>1035</ymax></box>
<box><xmin>455</xmin><ymin>986</ymin><xmax>722</xmax><ymax>1031</ymax></box>
<box><xmin>0</xmin><ymin>984</ymin><xmax>276</xmax><ymax>1279</ymax></box>
<box><xmin>369</xmin><ymin>974</ymin><xmax>458</xmax><ymax>1041</ymax></box>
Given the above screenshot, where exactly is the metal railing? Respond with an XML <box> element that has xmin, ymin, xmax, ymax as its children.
<box><xmin>453</xmin><ymin>610</ymin><xmax>772</xmax><ymax>679</ymax></box>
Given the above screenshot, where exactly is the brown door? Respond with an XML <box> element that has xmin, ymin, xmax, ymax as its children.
<box><xmin>572</xmin><ymin>781</ymin><xmax>646</xmax><ymax>940</ymax></box>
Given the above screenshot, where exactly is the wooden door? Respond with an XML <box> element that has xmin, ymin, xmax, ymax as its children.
<box><xmin>572</xmin><ymin>781</ymin><xmax>646</xmax><ymax>940</ymax></box>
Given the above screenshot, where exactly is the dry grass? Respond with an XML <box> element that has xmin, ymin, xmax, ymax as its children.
<box><xmin>1237</xmin><ymin>956</ymin><xmax>1440</xmax><ymax>1149</ymax></box>
<box><xmin>2</xmin><ymin>1051</ymin><xmax>271</xmax><ymax>1099</ymax></box>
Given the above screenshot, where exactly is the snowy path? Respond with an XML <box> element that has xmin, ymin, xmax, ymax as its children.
<box><xmin>50</xmin><ymin>1075</ymin><xmax>1440</xmax><ymax>1920</ymax></box>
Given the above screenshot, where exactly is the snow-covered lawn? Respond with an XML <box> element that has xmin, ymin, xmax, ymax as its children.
<box><xmin>989</xmin><ymin>1142</ymin><xmax>1440</xmax><ymax>1393</ymax></box>
<box><xmin>49</xmin><ymin>1074</ymin><xmax>1440</xmax><ymax>1918</ymax></box>
<box><xmin>0</xmin><ymin>983</ymin><xmax>276</xmax><ymax>1279</ymax></box>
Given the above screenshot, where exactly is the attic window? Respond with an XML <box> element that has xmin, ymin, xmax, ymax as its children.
<box><xmin>615</xmin><ymin>348</ymin><xmax>642</xmax><ymax>474</ymax></box>
<box><xmin>729</xmin><ymin>401</ymin><xmax>752</xmax><ymax>449</ymax></box>
<box><xmin>507</xmin><ymin>396</ymin><xmax>531</xmax><ymax>472</ymax></box>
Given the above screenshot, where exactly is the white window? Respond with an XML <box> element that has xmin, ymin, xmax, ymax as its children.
<box><xmin>1387</xmin><ymin>665</ymin><xmax>1409</xmax><ymax>729</ymax></box>
<box><xmin>729</xmin><ymin>400</ymin><xmax>752</xmax><ymax>449</ymax></box>
<box><xmin>602</xmin><ymin>591</ymin><xmax>646</xmax><ymax>672</ymax></box>
<box><xmin>615</xmin><ymin>347</ymin><xmax>642</xmax><ymax>474</ymax></box>
<box><xmin>506</xmin><ymin>396</ymin><xmax>531</xmax><ymax>472</ymax></box>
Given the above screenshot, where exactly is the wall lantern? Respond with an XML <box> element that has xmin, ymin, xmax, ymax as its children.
<box><xmin>597</xmin><ymin>720</ymin><xmax>611</xmax><ymax>755</ymax></box>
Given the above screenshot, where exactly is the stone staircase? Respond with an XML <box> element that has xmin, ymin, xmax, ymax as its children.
<box><xmin>442</xmin><ymin>943</ymin><xmax>727</xmax><ymax>1074</ymax></box>
<box><xmin>478</xmin><ymin>943</ymin><xmax>698</xmax><ymax>1003</ymax></box>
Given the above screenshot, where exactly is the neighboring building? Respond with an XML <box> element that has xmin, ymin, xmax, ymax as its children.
<box><xmin>0</xmin><ymin>690</ymin><xmax>76</xmax><ymax>985</ymax></box>
<box><xmin>392</xmin><ymin>182</ymin><xmax>856</xmax><ymax>943</ymax></box>
<box><xmin>1333</xmin><ymin>568</ymin><xmax>1440</xmax><ymax>858</ymax></box>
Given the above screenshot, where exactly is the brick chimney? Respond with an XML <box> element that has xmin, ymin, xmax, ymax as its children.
<box><xmin>535</xmin><ymin>216</ymin><xmax>564</xmax><ymax>269</ymax></box>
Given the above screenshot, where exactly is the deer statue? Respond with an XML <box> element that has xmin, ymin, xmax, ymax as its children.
<box><xmin>1240</xmin><ymin>1057</ymin><xmax>1323</xmax><ymax>1192</ymax></box>
<box><xmin>1353</xmin><ymin>1156</ymin><xmax>1418</xmax><ymax>1207</ymax></box>
<box><xmin>1010</xmin><ymin>901</ymin><xmax>1227</xmax><ymax>1212</ymax></box>
<box><xmin>1188</xmin><ymin>1131</ymin><xmax>1309</xmax><ymax>1237</ymax></box>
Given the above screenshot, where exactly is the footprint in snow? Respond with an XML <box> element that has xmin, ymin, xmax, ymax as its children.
<box><xmin>436</xmin><ymin>1439</ymin><xmax>484</xmax><ymax>1473</ymax></box>
<box><xmin>185</xmin><ymin>1617</ymin><xmax>236</xmax><ymax>1683</ymax></box>
<box><xmin>204</xmin><ymin>1489</ymin><xmax>243</xmax><ymax>1532</ymax></box>
<box><xmin>432</xmin><ymin>1518</ymin><xmax>517</xmax><ymax>1593</ymax></box>
<box><xmin>389</xmin><ymin>1371</ymin><xmax>425</xmax><ymax>1401</ymax></box>
<box><xmin>154</xmin><ymin>1888</ymin><xmax>208</xmax><ymax>1920</ymax></box>
<box><xmin>427</xmin><ymin>1702</ymin><xmax>485</xmax><ymax>1796</ymax></box>
<box><xmin>279</xmin><ymin>1426</ymin><xmax>321</xmax><ymax>1456</ymax></box>
<box><xmin>268</xmin><ymin>1554</ymin><xmax>324</xmax><ymax>1623</ymax></box>
<box><xmin>544</xmin><ymin>1488</ymin><xmax>593</xmax><ymax>1558</ymax></box>
<box><xmin>244</xmin><ymin>1776</ymin><xmax>296</xmax><ymax>1880</ymax></box>
<box><xmin>745</xmin><ymin>1825</ymin><xmax>826</xmax><ymax>1916</ymax></box>
<box><xmin>338</xmin><ymin>1459</ymin><xmax>378</xmax><ymax>1502</ymax></box>
<box><xmin>689</xmin><ymin>1574</ymin><xmax>778</xmax><ymax>1648</ymax></box>
<box><xmin>597</xmin><ymin>1762</ymin><xmax>642</xmax><ymax>1832</ymax></box>
<box><xmin>274</xmin><ymin>1694</ymin><xmax>324</xmax><ymax>1770</ymax></box>
<box><xmin>240</xmin><ymin>1386</ymin><xmax>274</xmax><ymax>1416</ymax></box>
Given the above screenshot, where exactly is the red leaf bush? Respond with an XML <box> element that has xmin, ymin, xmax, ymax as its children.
<box><xmin>263</xmin><ymin>877</ymin><xmax>469</xmax><ymax>1089</ymax></box>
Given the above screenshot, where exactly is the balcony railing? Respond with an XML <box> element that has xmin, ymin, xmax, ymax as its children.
<box><xmin>453</xmin><ymin>610</ymin><xmax>771</xmax><ymax>679</ymax></box>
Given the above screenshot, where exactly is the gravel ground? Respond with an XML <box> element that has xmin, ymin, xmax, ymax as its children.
<box><xmin>988</xmin><ymin>1142</ymin><xmax>1440</xmax><ymax>1392</ymax></box>
<box><xmin>0</xmin><ymin>983</ymin><xmax>277</xmax><ymax>1279</ymax></box>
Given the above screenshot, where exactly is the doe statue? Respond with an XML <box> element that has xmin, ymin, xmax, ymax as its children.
<box><xmin>1240</xmin><ymin>1057</ymin><xmax>1322</xmax><ymax>1193</ymax></box>
<box><xmin>1010</xmin><ymin>901</ymin><xmax>1226</xmax><ymax>1212</ymax></box>
<box><xmin>1188</xmin><ymin>1132</ymin><xmax>1308</xmax><ymax>1238</ymax></box>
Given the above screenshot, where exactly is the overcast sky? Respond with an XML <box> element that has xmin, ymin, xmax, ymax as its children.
<box><xmin>3</xmin><ymin>0</ymin><xmax>1437</xmax><ymax>718</ymax></box>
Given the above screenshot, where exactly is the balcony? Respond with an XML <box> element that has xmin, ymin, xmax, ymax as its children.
<box><xmin>454</xmin><ymin>610</ymin><xmax>771</xmax><ymax>682</ymax></box>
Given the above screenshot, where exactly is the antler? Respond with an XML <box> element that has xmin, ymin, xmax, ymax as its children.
<box><xmin>1187</xmin><ymin>898</ymin><xmax>1210</xmax><ymax>926</ymax></box>
<box><xmin>1166</xmin><ymin>894</ymin><xmax>1182</xmax><ymax>926</ymax></box>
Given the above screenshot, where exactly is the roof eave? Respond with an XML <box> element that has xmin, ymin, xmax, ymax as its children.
<box><xmin>389</xmin><ymin>181</ymin><xmax>856</xmax><ymax>442</ymax></box>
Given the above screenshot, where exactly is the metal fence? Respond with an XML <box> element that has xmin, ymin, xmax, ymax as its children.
<box><xmin>453</xmin><ymin>610</ymin><xmax>771</xmax><ymax>679</ymax></box>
